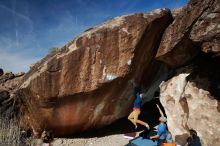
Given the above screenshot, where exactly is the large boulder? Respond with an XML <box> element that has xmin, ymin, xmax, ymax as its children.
<box><xmin>18</xmin><ymin>9</ymin><xmax>172</xmax><ymax>137</ymax></box>
<box><xmin>0</xmin><ymin>72</ymin><xmax>15</xmax><ymax>84</ymax></box>
<box><xmin>0</xmin><ymin>90</ymin><xmax>10</xmax><ymax>104</ymax></box>
<box><xmin>156</xmin><ymin>0</ymin><xmax>220</xmax><ymax>67</ymax></box>
<box><xmin>0</xmin><ymin>72</ymin><xmax>24</xmax><ymax>92</ymax></box>
<box><xmin>159</xmin><ymin>56</ymin><xmax>220</xmax><ymax>146</ymax></box>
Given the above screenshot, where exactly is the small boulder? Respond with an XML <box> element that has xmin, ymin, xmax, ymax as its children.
<box><xmin>0</xmin><ymin>68</ymin><xmax>3</xmax><ymax>76</ymax></box>
<box><xmin>0</xmin><ymin>90</ymin><xmax>10</xmax><ymax>104</ymax></box>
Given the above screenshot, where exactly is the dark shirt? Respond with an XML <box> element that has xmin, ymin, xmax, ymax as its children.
<box><xmin>187</xmin><ymin>136</ymin><xmax>202</xmax><ymax>146</ymax></box>
<box><xmin>133</xmin><ymin>94</ymin><xmax>142</xmax><ymax>108</ymax></box>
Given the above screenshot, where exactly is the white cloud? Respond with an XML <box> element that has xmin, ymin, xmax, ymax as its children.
<box><xmin>0</xmin><ymin>36</ymin><xmax>40</xmax><ymax>73</ymax></box>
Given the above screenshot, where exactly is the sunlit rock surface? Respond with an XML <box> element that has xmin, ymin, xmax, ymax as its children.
<box><xmin>160</xmin><ymin>65</ymin><xmax>220</xmax><ymax>146</ymax></box>
<box><xmin>18</xmin><ymin>9</ymin><xmax>172</xmax><ymax>137</ymax></box>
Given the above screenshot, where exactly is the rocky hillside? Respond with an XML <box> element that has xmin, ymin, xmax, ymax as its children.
<box><xmin>0</xmin><ymin>0</ymin><xmax>219</xmax><ymax>145</ymax></box>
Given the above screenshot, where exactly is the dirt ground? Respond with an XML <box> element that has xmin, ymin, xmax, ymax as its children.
<box><xmin>31</xmin><ymin>134</ymin><xmax>129</xmax><ymax>146</ymax></box>
<box><xmin>52</xmin><ymin>134</ymin><xmax>129</xmax><ymax>146</ymax></box>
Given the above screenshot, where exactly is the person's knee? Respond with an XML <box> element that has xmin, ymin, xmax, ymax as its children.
<box><xmin>128</xmin><ymin>116</ymin><xmax>133</xmax><ymax>120</ymax></box>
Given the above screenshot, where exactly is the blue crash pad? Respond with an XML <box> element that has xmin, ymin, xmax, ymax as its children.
<box><xmin>127</xmin><ymin>136</ymin><xmax>158</xmax><ymax>146</ymax></box>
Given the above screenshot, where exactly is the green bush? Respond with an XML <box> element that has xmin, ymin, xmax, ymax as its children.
<box><xmin>50</xmin><ymin>47</ymin><xmax>59</xmax><ymax>55</ymax></box>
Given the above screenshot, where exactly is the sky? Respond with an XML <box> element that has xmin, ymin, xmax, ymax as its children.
<box><xmin>0</xmin><ymin>0</ymin><xmax>188</xmax><ymax>73</ymax></box>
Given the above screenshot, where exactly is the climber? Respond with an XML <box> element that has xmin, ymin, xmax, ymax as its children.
<box><xmin>128</xmin><ymin>80</ymin><xmax>150</xmax><ymax>130</ymax></box>
<box><xmin>128</xmin><ymin>92</ymin><xmax>150</xmax><ymax>130</ymax></box>
<box><xmin>0</xmin><ymin>68</ymin><xmax>3</xmax><ymax>76</ymax></box>
<box><xmin>150</xmin><ymin>104</ymin><xmax>167</xmax><ymax>146</ymax></box>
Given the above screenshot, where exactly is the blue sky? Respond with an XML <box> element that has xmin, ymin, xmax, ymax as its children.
<box><xmin>0</xmin><ymin>0</ymin><xmax>187</xmax><ymax>73</ymax></box>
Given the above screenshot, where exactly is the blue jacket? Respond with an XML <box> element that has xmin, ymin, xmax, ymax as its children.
<box><xmin>133</xmin><ymin>94</ymin><xmax>142</xmax><ymax>108</ymax></box>
<box><xmin>157</xmin><ymin>123</ymin><xmax>167</xmax><ymax>140</ymax></box>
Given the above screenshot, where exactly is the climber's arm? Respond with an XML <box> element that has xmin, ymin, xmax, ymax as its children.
<box><xmin>156</xmin><ymin>104</ymin><xmax>164</xmax><ymax>117</ymax></box>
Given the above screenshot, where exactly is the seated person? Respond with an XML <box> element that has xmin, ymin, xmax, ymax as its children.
<box><xmin>150</xmin><ymin>104</ymin><xmax>167</xmax><ymax>146</ymax></box>
<box><xmin>186</xmin><ymin>129</ymin><xmax>201</xmax><ymax>146</ymax></box>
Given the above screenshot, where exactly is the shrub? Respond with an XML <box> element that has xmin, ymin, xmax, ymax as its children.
<box><xmin>50</xmin><ymin>47</ymin><xmax>59</xmax><ymax>55</ymax></box>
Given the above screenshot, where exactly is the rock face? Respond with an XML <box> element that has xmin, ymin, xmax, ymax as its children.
<box><xmin>18</xmin><ymin>9</ymin><xmax>172</xmax><ymax>137</ymax></box>
<box><xmin>0</xmin><ymin>72</ymin><xmax>24</xmax><ymax>116</ymax></box>
<box><xmin>190</xmin><ymin>0</ymin><xmax>220</xmax><ymax>54</ymax></box>
<box><xmin>160</xmin><ymin>74</ymin><xmax>220</xmax><ymax>146</ymax></box>
<box><xmin>159</xmin><ymin>55</ymin><xmax>220</xmax><ymax>146</ymax></box>
<box><xmin>156</xmin><ymin>0</ymin><xmax>220</xmax><ymax>67</ymax></box>
<box><xmin>156</xmin><ymin>1</ymin><xmax>220</xmax><ymax>145</ymax></box>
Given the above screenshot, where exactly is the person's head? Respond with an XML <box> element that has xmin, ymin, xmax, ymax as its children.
<box><xmin>189</xmin><ymin>129</ymin><xmax>197</xmax><ymax>139</ymax></box>
<box><xmin>159</xmin><ymin>116</ymin><xmax>167</xmax><ymax>123</ymax></box>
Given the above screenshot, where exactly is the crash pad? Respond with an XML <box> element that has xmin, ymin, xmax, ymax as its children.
<box><xmin>126</xmin><ymin>136</ymin><xmax>157</xmax><ymax>146</ymax></box>
<box><xmin>123</xmin><ymin>132</ymin><xmax>136</xmax><ymax>139</ymax></box>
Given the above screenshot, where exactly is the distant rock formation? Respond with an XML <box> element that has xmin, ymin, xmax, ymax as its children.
<box><xmin>17</xmin><ymin>9</ymin><xmax>172</xmax><ymax>136</ymax></box>
<box><xmin>0</xmin><ymin>72</ymin><xmax>24</xmax><ymax>116</ymax></box>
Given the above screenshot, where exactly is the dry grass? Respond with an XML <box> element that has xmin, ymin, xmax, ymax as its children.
<box><xmin>0</xmin><ymin>103</ymin><xmax>32</xmax><ymax>146</ymax></box>
<box><xmin>0</xmin><ymin>110</ymin><xmax>21</xmax><ymax>146</ymax></box>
